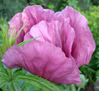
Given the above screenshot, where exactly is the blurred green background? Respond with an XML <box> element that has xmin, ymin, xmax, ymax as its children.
<box><xmin>0</xmin><ymin>0</ymin><xmax>99</xmax><ymax>91</ymax></box>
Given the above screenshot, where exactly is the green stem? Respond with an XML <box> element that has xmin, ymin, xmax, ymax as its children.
<box><xmin>77</xmin><ymin>87</ymin><xmax>81</xmax><ymax>91</ymax></box>
<box><xmin>7</xmin><ymin>68</ymin><xmax>15</xmax><ymax>91</ymax></box>
<box><xmin>70</xmin><ymin>84</ymin><xmax>76</xmax><ymax>91</ymax></box>
<box><xmin>7</xmin><ymin>68</ymin><xmax>12</xmax><ymax>81</ymax></box>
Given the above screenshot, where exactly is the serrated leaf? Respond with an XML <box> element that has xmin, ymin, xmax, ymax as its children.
<box><xmin>0</xmin><ymin>77</ymin><xmax>8</xmax><ymax>88</ymax></box>
<box><xmin>18</xmin><ymin>81</ymin><xmax>25</xmax><ymax>90</ymax></box>
<box><xmin>0</xmin><ymin>81</ymin><xmax>6</xmax><ymax>88</ymax></box>
<box><xmin>15</xmin><ymin>75</ymin><xmax>61</xmax><ymax>91</ymax></box>
<box><xmin>0</xmin><ymin>71</ymin><xmax>8</xmax><ymax>78</ymax></box>
<box><xmin>1</xmin><ymin>82</ymin><xmax>10</xmax><ymax>91</ymax></box>
<box><xmin>9</xmin><ymin>81</ymin><xmax>15</xmax><ymax>91</ymax></box>
<box><xmin>25</xmin><ymin>86</ymin><xmax>35</xmax><ymax>91</ymax></box>
<box><xmin>0</xmin><ymin>63</ymin><xmax>8</xmax><ymax>77</ymax></box>
<box><xmin>22</xmin><ymin>68</ymin><xmax>27</xmax><ymax>75</ymax></box>
<box><xmin>76</xmin><ymin>73</ymin><xmax>88</xmax><ymax>89</ymax></box>
<box><xmin>17</xmin><ymin>36</ymin><xmax>41</xmax><ymax>47</ymax></box>
<box><xmin>22</xmin><ymin>83</ymin><xmax>35</xmax><ymax>91</ymax></box>
<box><xmin>13</xmin><ymin>81</ymin><xmax>22</xmax><ymax>91</ymax></box>
<box><xmin>13</xmin><ymin>69</ymin><xmax>22</xmax><ymax>78</ymax></box>
<box><xmin>0</xmin><ymin>23</ymin><xmax>27</xmax><ymax>56</ymax></box>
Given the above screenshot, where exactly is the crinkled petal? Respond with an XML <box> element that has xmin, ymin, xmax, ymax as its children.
<box><xmin>72</xmin><ymin>26</ymin><xmax>95</xmax><ymax>67</ymax></box>
<box><xmin>29</xmin><ymin>20</ymin><xmax>63</xmax><ymax>49</ymax></box>
<box><xmin>2</xmin><ymin>40</ymin><xmax>81</xmax><ymax>84</ymax></box>
<box><xmin>8</xmin><ymin>5</ymin><xmax>54</xmax><ymax>44</ymax></box>
<box><xmin>64</xmin><ymin>6</ymin><xmax>95</xmax><ymax>67</ymax></box>
<box><xmin>28</xmin><ymin>19</ymin><xmax>75</xmax><ymax>57</ymax></box>
<box><xmin>54</xmin><ymin>6</ymin><xmax>95</xmax><ymax>67</ymax></box>
<box><xmin>22</xmin><ymin>5</ymin><xmax>54</xmax><ymax>33</ymax></box>
<box><xmin>63</xmin><ymin>19</ymin><xmax>75</xmax><ymax>57</ymax></box>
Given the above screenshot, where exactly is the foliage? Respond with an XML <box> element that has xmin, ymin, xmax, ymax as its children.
<box><xmin>91</xmin><ymin>0</ymin><xmax>99</xmax><ymax>5</ymax></box>
<box><xmin>95</xmin><ymin>77</ymin><xmax>99</xmax><ymax>90</ymax></box>
<box><xmin>0</xmin><ymin>0</ymin><xmax>27</xmax><ymax>21</ymax></box>
<box><xmin>30</xmin><ymin>0</ymin><xmax>79</xmax><ymax>11</ymax></box>
<box><xmin>78</xmin><ymin>0</ymin><xmax>92</xmax><ymax>11</ymax></box>
<box><xmin>67</xmin><ymin>0</ymin><xmax>79</xmax><ymax>9</ymax></box>
<box><xmin>0</xmin><ymin>62</ymin><xmax>61</xmax><ymax>91</ymax></box>
<box><xmin>0</xmin><ymin>0</ymin><xmax>93</xmax><ymax>20</ymax></box>
<box><xmin>0</xmin><ymin>22</ymin><xmax>27</xmax><ymax>56</ymax></box>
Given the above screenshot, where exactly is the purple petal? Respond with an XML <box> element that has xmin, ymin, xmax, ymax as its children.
<box><xmin>8</xmin><ymin>5</ymin><xmax>54</xmax><ymax>44</ymax></box>
<box><xmin>54</xmin><ymin>6</ymin><xmax>95</xmax><ymax>67</ymax></box>
<box><xmin>22</xmin><ymin>5</ymin><xmax>54</xmax><ymax>33</ymax></box>
<box><xmin>27</xmin><ymin>20</ymin><xmax>75</xmax><ymax>57</ymax></box>
<box><xmin>2</xmin><ymin>40</ymin><xmax>81</xmax><ymax>84</ymax></box>
<box><xmin>64</xmin><ymin>6</ymin><xmax>95</xmax><ymax>67</ymax></box>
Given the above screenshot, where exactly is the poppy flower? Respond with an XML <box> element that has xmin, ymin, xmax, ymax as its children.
<box><xmin>1</xmin><ymin>5</ymin><xmax>95</xmax><ymax>84</ymax></box>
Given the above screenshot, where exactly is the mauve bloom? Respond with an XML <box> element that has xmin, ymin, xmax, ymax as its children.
<box><xmin>1</xmin><ymin>5</ymin><xmax>95</xmax><ymax>84</ymax></box>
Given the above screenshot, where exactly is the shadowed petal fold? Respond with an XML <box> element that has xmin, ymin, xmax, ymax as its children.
<box><xmin>28</xmin><ymin>20</ymin><xmax>76</xmax><ymax>57</ymax></box>
<box><xmin>54</xmin><ymin>6</ymin><xmax>95</xmax><ymax>67</ymax></box>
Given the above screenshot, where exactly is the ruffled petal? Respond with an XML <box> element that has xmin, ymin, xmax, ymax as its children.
<box><xmin>63</xmin><ymin>19</ymin><xmax>75</xmax><ymax>57</ymax></box>
<box><xmin>64</xmin><ymin>6</ymin><xmax>95</xmax><ymax>67</ymax></box>
<box><xmin>29</xmin><ymin>20</ymin><xmax>63</xmax><ymax>48</ymax></box>
<box><xmin>54</xmin><ymin>6</ymin><xmax>95</xmax><ymax>67</ymax></box>
<box><xmin>8</xmin><ymin>5</ymin><xmax>54</xmax><ymax>44</ymax></box>
<box><xmin>72</xmin><ymin>26</ymin><xmax>96</xmax><ymax>67</ymax></box>
<box><xmin>28</xmin><ymin>19</ymin><xmax>75</xmax><ymax>57</ymax></box>
<box><xmin>2</xmin><ymin>40</ymin><xmax>81</xmax><ymax>84</ymax></box>
<box><xmin>22</xmin><ymin>5</ymin><xmax>54</xmax><ymax>33</ymax></box>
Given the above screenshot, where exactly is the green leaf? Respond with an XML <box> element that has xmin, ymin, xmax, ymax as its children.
<box><xmin>0</xmin><ymin>23</ymin><xmax>27</xmax><ymax>56</ymax></box>
<box><xmin>13</xmin><ymin>69</ymin><xmax>22</xmax><ymax>78</ymax></box>
<box><xmin>22</xmin><ymin>68</ymin><xmax>27</xmax><ymax>75</ymax></box>
<box><xmin>0</xmin><ymin>77</ymin><xmax>8</xmax><ymax>88</ymax></box>
<box><xmin>48</xmin><ymin>4</ymin><xmax>54</xmax><ymax>9</ymax></box>
<box><xmin>70</xmin><ymin>84</ymin><xmax>76</xmax><ymax>91</ymax></box>
<box><xmin>0</xmin><ymin>62</ymin><xmax>8</xmax><ymax>78</ymax></box>
<box><xmin>15</xmin><ymin>75</ymin><xmax>61</xmax><ymax>91</ymax></box>
<box><xmin>13</xmin><ymin>81</ymin><xmax>22</xmax><ymax>91</ymax></box>
<box><xmin>2</xmin><ymin>82</ymin><xmax>10</xmax><ymax>91</ymax></box>
<box><xmin>9</xmin><ymin>81</ymin><xmax>15</xmax><ymax>91</ymax></box>
<box><xmin>76</xmin><ymin>73</ymin><xmax>88</xmax><ymax>91</ymax></box>
<box><xmin>0</xmin><ymin>71</ymin><xmax>8</xmax><ymax>78</ymax></box>
<box><xmin>17</xmin><ymin>36</ymin><xmax>41</xmax><ymax>47</ymax></box>
<box><xmin>0</xmin><ymin>56</ymin><xmax>2</xmax><ymax>59</ymax></box>
<box><xmin>15</xmin><ymin>23</ymin><xmax>27</xmax><ymax>41</ymax></box>
<box><xmin>9</xmin><ymin>27</ymin><xmax>14</xmax><ymax>46</ymax></box>
<box><xmin>22</xmin><ymin>83</ymin><xmax>35</xmax><ymax>91</ymax></box>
